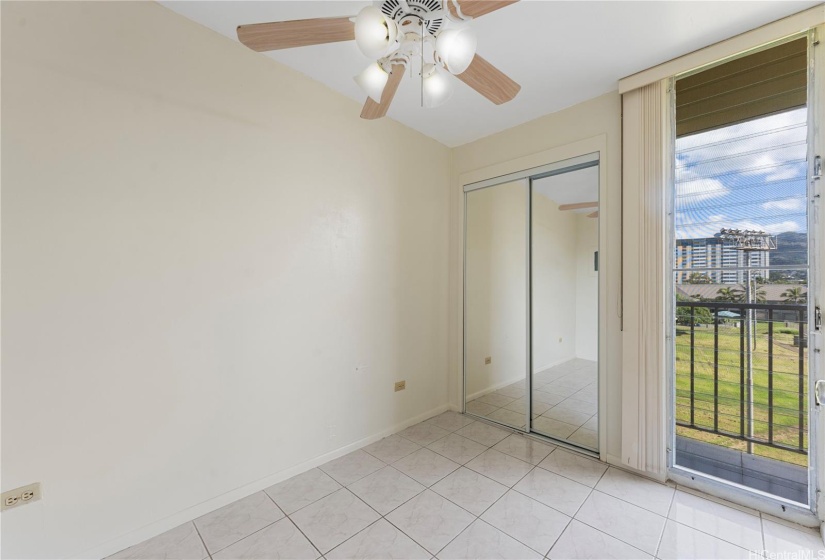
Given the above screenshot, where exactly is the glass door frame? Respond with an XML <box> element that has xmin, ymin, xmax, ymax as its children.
<box><xmin>461</xmin><ymin>151</ymin><xmax>604</xmax><ymax>457</ymax></box>
<box><xmin>665</xmin><ymin>29</ymin><xmax>822</xmax><ymax>523</ymax></box>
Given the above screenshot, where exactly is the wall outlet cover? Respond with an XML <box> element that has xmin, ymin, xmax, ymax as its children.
<box><xmin>394</xmin><ymin>380</ymin><xmax>406</xmax><ymax>392</ymax></box>
<box><xmin>484</xmin><ymin>357</ymin><xmax>492</xmax><ymax>365</ymax></box>
<box><xmin>1</xmin><ymin>482</ymin><xmax>42</xmax><ymax>512</ymax></box>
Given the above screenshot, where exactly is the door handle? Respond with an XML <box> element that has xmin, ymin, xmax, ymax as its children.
<box><xmin>817</xmin><ymin>380</ymin><xmax>825</xmax><ymax>407</ymax></box>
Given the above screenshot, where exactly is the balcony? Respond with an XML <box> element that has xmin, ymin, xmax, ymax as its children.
<box><xmin>674</xmin><ymin>300</ymin><xmax>808</xmax><ymax>503</ymax></box>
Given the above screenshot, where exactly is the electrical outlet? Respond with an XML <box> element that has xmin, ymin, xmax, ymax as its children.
<box><xmin>394</xmin><ymin>380</ymin><xmax>406</xmax><ymax>392</ymax></box>
<box><xmin>1</xmin><ymin>482</ymin><xmax>41</xmax><ymax>512</ymax></box>
<box><xmin>484</xmin><ymin>356</ymin><xmax>492</xmax><ymax>365</ymax></box>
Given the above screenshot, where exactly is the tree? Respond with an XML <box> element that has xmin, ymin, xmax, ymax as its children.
<box><xmin>686</xmin><ymin>273</ymin><xmax>712</xmax><ymax>284</ymax></box>
<box><xmin>675</xmin><ymin>304</ymin><xmax>713</xmax><ymax>326</ymax></box>
<box><xmin>754</xmin><ymin>288</ymin><xmax>767</xmax><ymax>304</ymax></box>
<box><xmin>781</xmin><ymin>287</ymin><xmax>807</xmax><ymax>304</ymax></box>
<box><xmin>716</xmin><ymin>287</ymin><xmax>742</xmax><ymax>303</ymax></box>
<box><xmin>676</xmin><ymin>293</ymin><xmax>713</xmax><ymax>326</ymax></box>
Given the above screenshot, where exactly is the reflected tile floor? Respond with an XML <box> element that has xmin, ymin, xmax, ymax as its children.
<box><xmin>467</xmin><ymin>359</ymin><xmax>598</xmax><ymax>450</ymax></box>
<box><xmin>110</xmin><ymin>410</ymin><xmax>824</xmax><ymax>560</ymax></box>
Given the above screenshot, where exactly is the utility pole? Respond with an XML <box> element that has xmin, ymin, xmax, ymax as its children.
<box><xmin>718</xmin><ymin>229</ymin><xmax>776</xmax><ymax>454</ymax></box>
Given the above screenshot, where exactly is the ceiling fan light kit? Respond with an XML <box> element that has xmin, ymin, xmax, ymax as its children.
<box><xmin>423</xmin><ymin>64</ymin><xmax>454</xmax><ymax>108</ymax></box>
<box><xmin>236</xmin><ymin>0</ymin><xmax>521</xmax><ymax>119</ymax></box>
<box><xmin>353</xmin><ymin>5</ymin><xmax>401</xmax><ymax>60</ymax></box>
<box><xmin>435</xmin><ymin>27</ymin><xmax>477</xmax><ymax>74</ymax></box>
<box><xmin>354</xmin><ymin>61</ymin><xmax>391</xmax><ymax>102</ymax></box>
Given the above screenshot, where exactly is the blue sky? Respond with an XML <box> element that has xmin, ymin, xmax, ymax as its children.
<box><xmin>674</xmin><ymin>107</ymin><xmax>808</xmax><ymax>240</ymax></box>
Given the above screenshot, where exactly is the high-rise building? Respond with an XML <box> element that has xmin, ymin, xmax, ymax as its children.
<box><xmin>674</xmin><ymin>232</ymin><xmax>771</xmax><ymax>284</ymax></box>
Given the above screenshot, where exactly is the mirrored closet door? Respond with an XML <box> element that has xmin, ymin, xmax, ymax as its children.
<box><xmin>530</xmin><ymin>163</ymin><xmax>599</xmax><ymax>451</ymax></box>
<box><xmin>463</xmin><ymin>155</ymin><xmax>599</xmax><ymax>453</ymax></box>
<box><xmin>463</xmin><ymin>179</ymin><xmax>529</xmax><ymax>429</ymax></box>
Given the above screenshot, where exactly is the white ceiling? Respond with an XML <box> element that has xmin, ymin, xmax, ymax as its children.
<box><xmin>533</xmin><ymin>165</ymin><xmax>598</xmax><ymax>212</ymax></box>
<box><xmin>161</xmin><ymin>1</ymin><xmax>820</xmax><ymax>147</ymax></box>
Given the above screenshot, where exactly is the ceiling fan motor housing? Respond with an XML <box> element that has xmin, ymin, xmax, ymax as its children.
<box><xmin>380</xmin><ymin>0</ymin><xmax>444</xmax><ymax>36</ymax></box>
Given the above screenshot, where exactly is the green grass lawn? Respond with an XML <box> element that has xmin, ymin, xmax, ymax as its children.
<box><xmin>675</xmin><ymin>320</ymin><xmax>808</xmax><ymax>467</ymax></box>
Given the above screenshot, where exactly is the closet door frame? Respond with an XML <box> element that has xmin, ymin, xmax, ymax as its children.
<box><xmin>459</xmin><ymin>135</ymin><xmax>609</xmax><ymax>459</ymax></box>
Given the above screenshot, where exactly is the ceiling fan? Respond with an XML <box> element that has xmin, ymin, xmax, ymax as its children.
<box><xmin>236</xmin><ymin>0</ymin><xmax>522</xmax><ymax>119</ymax></box>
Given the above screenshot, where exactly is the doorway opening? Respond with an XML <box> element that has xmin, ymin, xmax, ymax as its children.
<box><xmin>670</xmin><ymin>36</ymin><xmax>814</xmax><ymax>505</ymax></box>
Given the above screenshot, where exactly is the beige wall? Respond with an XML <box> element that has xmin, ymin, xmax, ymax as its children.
<box><xmin>575</xmin><ymin>215</ymin><xmax>599</xmax><ymax>361</ymax></box>
<box><xmin>450</xmin><ymin>92</ymin><xmax>623</xmax><ymax>462</ymax></box>
<box><xmin>531</xmin><ymin>191</ymin><xmax>578</xmax><ymax>371</ymax></box>
<box><xmin>0</xmin><ymin>2</ymin><xmax>451</xmax><ymax>558</ymax></box>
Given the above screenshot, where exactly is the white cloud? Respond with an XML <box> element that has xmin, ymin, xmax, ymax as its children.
<box><xmin>762</xmin><ymin>198</ymin><xmax>805</xmax><ymax>212</ymax></box>
<box><xmin>676</xmin><ymin>108</ymin><xmax>808</xmax><ymax>181</ymax></box>
<box><xmin>675</xmin><ymin>213</ymin><xmax>804</xmax><ymax>239</ymax></box>
<box><xmin>676</xmin><ymin>177</ymin><xmax>728</xmax><ymax>201</ymax></box>
<box><xmin>743</xmin><ymin>219</ymin><xmax>803</xmax><ymax>235</ymax></box>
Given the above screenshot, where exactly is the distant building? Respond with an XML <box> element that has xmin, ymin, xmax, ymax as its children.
<box><xmin>675</xmin><ymin>232</ymin><xmax>771</xmax><ymax>284</ymax></box>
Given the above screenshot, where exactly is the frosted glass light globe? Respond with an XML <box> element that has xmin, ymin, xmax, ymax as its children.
<box><xmin>436</xmin><ymin>28</ymin><xmax>477</xmax><ymax>74</ymax></box>
<box><xmin>354</xmin><ymin>62</ymin><xmax>389</xmax><ymax>102</ymax></box>
<box><xmin>354</xmin><ymin>6</ymin><xmax>398</xmax><ymax>59</ymax></box>
<box><xmin>423</xmin><ymin>67</ymin><xmax>453</xmax><ymax>108</ymax></box>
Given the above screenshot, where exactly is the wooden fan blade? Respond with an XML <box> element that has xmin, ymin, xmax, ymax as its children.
<box><xmin>587</xmin><ymin>211</ymin><xmax>599</xmax><ymax>218</ymax></box>
<box><xmin>456</xmin><ymin>54</ymin><xmax>520</xmax><ymax>105</ymax></box>
<box><xmin>237</xmin><ymin>17</ymin><xmax>354</xmax><ymax>52</ymax></box>
<box><xmin>559</xmin><ymin>202</ymin><xmax>598</xmax><ymax>211</ymax></box>
<box><xmin>361</xmin><ymin>64</ymin><xmax>405</xmax><ymax>120</ymax></box>
<box><xmin>449</xmin><ymin>0</ymin><xmax>519</xmax><ymax>19</ymax></box>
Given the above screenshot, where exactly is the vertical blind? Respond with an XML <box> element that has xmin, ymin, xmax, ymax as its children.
<box><xmin>621</xmin><ymin>79</ymin><xmax>670</xmax><ymax>476</ymax></box>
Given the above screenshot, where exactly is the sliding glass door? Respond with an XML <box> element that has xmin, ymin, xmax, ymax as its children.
<box><xmin>670</xmin><ymin>35</ymin><xmax>816</xmax><ymax>505</ymax></box>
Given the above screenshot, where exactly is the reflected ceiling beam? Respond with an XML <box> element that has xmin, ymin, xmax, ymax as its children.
<box><xmin>558</xmin><ymin>201</ymin><xmax>598</xmax><ymax>211</ymax></box>
<box><xmin>587</xmin><ymin>211</ymin><xmax>599</xmax><ymax>218</ymax></box>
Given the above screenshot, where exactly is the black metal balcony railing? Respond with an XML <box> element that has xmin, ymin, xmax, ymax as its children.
<box><xmin>675</xmin><ymin>301</ymin><xmax>808</xmax><ymax>456</ymax></box>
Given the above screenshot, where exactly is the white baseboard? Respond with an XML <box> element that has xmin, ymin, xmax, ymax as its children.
<box><xmin>76</xmin><ymin>402</ymin><xmax>450</xmax><ymax>560</ymax></box>
<box><xmin>531</xmin><ymin>356</ymin><xmax>576</xmax><ymax>375</ymax></box>
<box><xmin>465</xmin><ymin>375</ymin><xmax>524</xmax><ymax>402</ymax></box>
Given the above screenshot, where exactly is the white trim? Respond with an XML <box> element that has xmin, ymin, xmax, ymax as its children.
<box><xmin>463</xmin><ymin>153</ymin><xmax>599</xmax><ymax>192</ymax></box>
<box><xmin>458</xmin><ymin>137</ymin><xmax>607</xmax><ymax>189</ymax></box>
<box><xmin>811</xmin><ymin>23</ymin><xmax>825</xmax><ymax>524</ymax></box>
<box><xmin>73</xmin><ymin>403</ymin><xmax>450</xmax><ymax>560</ymax></box>
<box><xmin>618</xmin><ymin>5</ymin><xmax>825</xmax><ymax>94</ymax></box>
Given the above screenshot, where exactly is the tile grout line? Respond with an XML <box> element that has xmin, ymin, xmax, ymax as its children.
<box><xmin>292</xmin><ymin>487</ymin><xmax>375</xmax><ymax>558</ymax></box>
<box><xmin>652</xmin><ymin>487</ymin><xmax>677</xmax><ymax>559</ymax></box>
<box><xmin>470</xmin><ymin>463</ymin><xmax>573</xmax><ymax>558</ymax></box>
<box><xmin>667</xmin><ymin>489</ymin><xmax>767</xmax><ymax>554</ymax></box>
<box><xmin>380</xmin><ymin>429</ymin><xmax>529</xmax><ymax>558</ymax></box>
<box><xmin>760</xmin><ymin>513</ymin><xmax>767</xmax><ymax>555</ymax></box>
<box><xmin>190</xmin><ymin>519</ymin><xmax>213</xmax><ymax>560</ymax></box>
<box><xmin>323</xmin><ymin>516</ymin><xmax>387</xmax><ymax>558</ymax></box>
<box><xmin>199</xmin><ymin>493</ymin><xmax>291</xmax><ymax>556</ymax></box>
<box><xmin>554</xmin><ymin>464</ymin><xmax>677</xmax><ymax>555</ymax></box>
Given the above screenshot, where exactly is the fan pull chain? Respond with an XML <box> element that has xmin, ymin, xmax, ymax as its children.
<box><xmin>420</xmin><ymin>20</ymin><xmax>424</xmax><ymax>108</ymax></box>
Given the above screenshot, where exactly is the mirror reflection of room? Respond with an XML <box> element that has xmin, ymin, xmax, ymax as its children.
<box><xmin>464</xmin><ymin>180</ymin><xmax>528</xmax><ymax>429</ymax></box>
<box><xmin>530</xmin><ymin>164</ymin><xmax>599</xmax><ymax>450</ymax></box>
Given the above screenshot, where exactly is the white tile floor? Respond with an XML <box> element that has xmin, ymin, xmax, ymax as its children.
<box><xmin>467</xmin><ymin>359</ymin><xmax>598</xmax><ymax>450</ymax></box>
<box><xmin>109</xmin><ymin>412</ymin><xmax>824</xmax><ymax>560</ymax></box>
